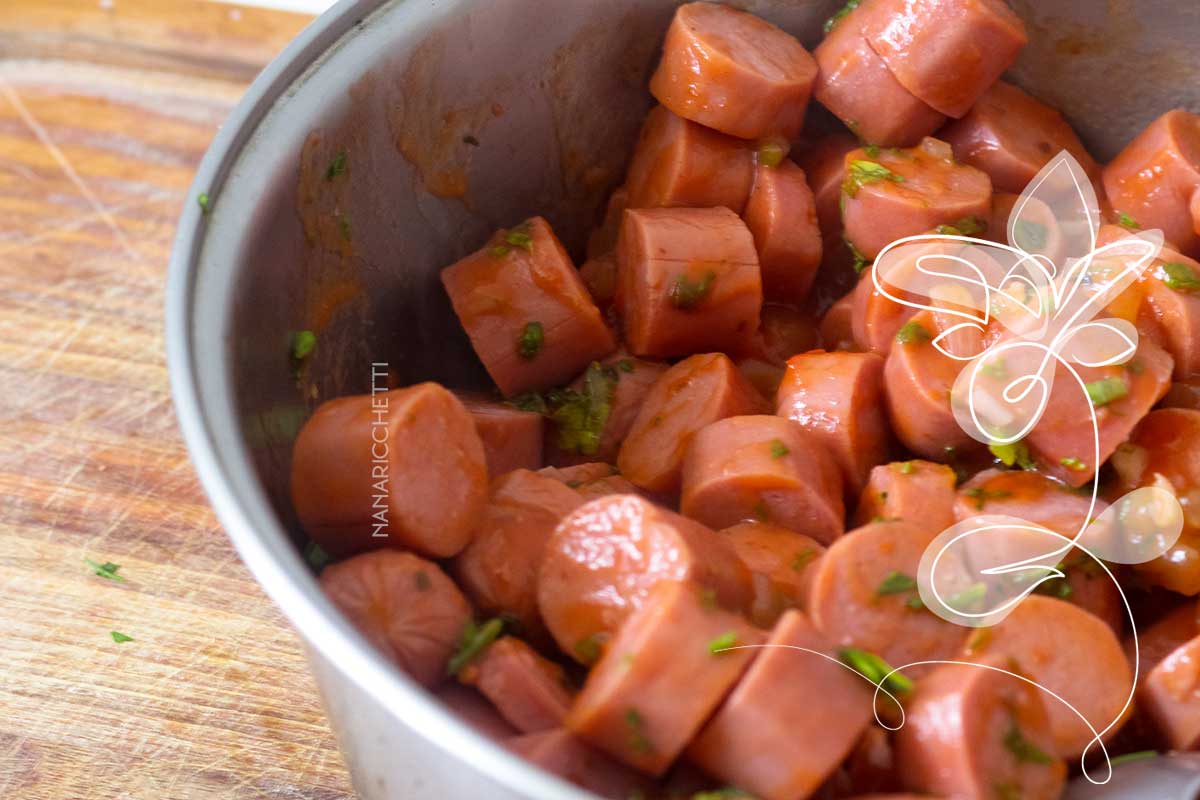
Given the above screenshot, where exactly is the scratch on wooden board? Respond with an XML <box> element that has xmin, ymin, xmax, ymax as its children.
<box><xmin>0</xmin><ymin>79</ymin><xmax>145</xmax><ymax>266</ymax></box>
<box><xmin>0</xmin><ymin>190</ymin><xmax>179</xmax><ymax>252</ymax></box>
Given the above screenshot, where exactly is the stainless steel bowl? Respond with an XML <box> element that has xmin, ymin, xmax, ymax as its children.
<box><xmin>166</xmin><ymin>1</ymin><xmax>1200</xmax><ymax>797</ymax></box>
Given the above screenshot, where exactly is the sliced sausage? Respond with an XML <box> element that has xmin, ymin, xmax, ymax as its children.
<box><xmin>649</xmin><ymin>2</ymin><xmax>818</xmax><ymax>141</ymax></box>
<box><xmin>965</xmin><ymin>594</ymin><xmax>1134</xmax><ymax>758</ymax></box>
<box><xmin>618</xmin><ymin>352</ymin><xmax>766</xmax><ymax>494</ymax></box>
<box><xmin>546</xmin><ymin>356</ymin><xmax>670</xmax><ymax>465</ymax></box>
<box><xmin>458</xmin><ymin>636</ymin><xmax>573</xmax><ymax>734</ymax></box>
<box><xmin>292</xmin><ymin>383</ymin><xmax>488</xmax><ymax>559</ymax></box>
<box><xmin>320</xmin><ymin>550</ymin><xmax>471</xmax><ymax>688</ymax></box>
<box><xmin>435</xmin><ymin>684</ymin><xmax>519</xmax><ymax>741</ymax></box>
<box><xmin>440</xmin><ymin>216</ymin><xmax>616</xmax><ymax>396</ymax></box>
<box><xmin>940</xmin><ymin>81</ymin><xmax>1101</xmax><ymax>193</ymax></box>
<box><xmin>742</xmin><ymin>160</ymin><xmax>823</xmax><ymax>304</ymax></box>
<box><xmin>1026</xmin><ymin>337</ymin><xmax>1173</xmax><ymax>487</ymax></box>
<box><xmin>454</xmin><ymin>469</ymin><xmax>584</xmax><ymax>635</ymax></box>
<box><xmin>540</xmin><ymin>462</ymin><xmax>643</xmax><ymax>500</ymax></box>
<box><xmin>860</xmin><ymin>0</ymin><xmax>1028</xmax><ymax>119</ymax></box>
<box><xmin>688</xmin><ymin>610</ymin><xmax>874</xmax><ymax>800</ymax></box>
<box><xmin>813</xmin><ymin>4</ymin><xmax>945</xmax><ymax>147</ymax></box>
<box><xmin>1138</xmin><ymin>244</ymin><xmax>1200</xmax><ymax>379</ymax></box>
<box><xmin>853</xmin><ymin>459</ymin><xmax>958</xmax><ymax>535</ymax></box>
<box><xmin>565</xmin><ymin>580</ymin><xmax>763</xmax><ymax>775</ymax></box>
<box><xmin>681</xmin><ymin>415</ymin><xmax>845</xmax><ymax>543</ymax></box>
<box><xmin>1102</xmin><ymin>110</ymin><xmax>1200</xmax><ymax>256</ymax></box>
<box><xmin>807</xmin><ymin>520</ymin><xmax>968</xmax><ymax>671</ymax></box>
<box><xmin>458</xmin><ymin>394</ymin><xmax>544</xmax><ymax>477</ymax></box>
<box><xmin>616</xmin><ymin>206</ymin><xmax>762</xmax><ymax>358</ymax></box>
<box><xmin>842</xmin><ymin>137</ymin><xmax>993</xmax><ymax>259</ymax></box>
<box><xmin>883</xmin><ymin>309</ymin><xmax>984</xmax><ymax>460</ymax></box>
<box><xmin>1139</xmin><ymin>633</ymin><xmax>1200</xmax><ymax>751</ymax></box>
<box><xmin>505</xmin><ymin>728</ymin><xmax>653</xmax><ymax>799</ymax></box>
<box><xmin>1125</xmin><ymin>601</ymin><xmax>1199</xmax><ymax>675</ymax></box>
<box><xmin>624</xmin><ymin>105</ymin><xmax>754</xmax><ymax>212</ymax></box>
<box><xmin>538</xmin><ymin>494</ymin><xmax>753</xmax><ymax>664</ymax></box>
<box><xmin>1111</xmin><ymin>408</ymin><xmax>1200</xmax><ymax>595</ymax></box>
<box><xmin>776</xmin><ymin>349</ymin><xmax>892</xmax><ymax>495</ymax></box>
<box><xmin>990</xmin><ymin>192</ymin><xmax>1067</xmax><ymax>263</ymax></box>
<box><xmin>850</xmin><ymin>267</ymin><xmax>919</xmax><ymax>356</ymax></box>
<box><xmin>895</xmin><ymin>658</ymin><xmax>1066</xmax><ymax>800</ymax></box>
<box><xmin>722</xmin><ymin>521</ymin><xmax>827</xmax><ymax>627</ymax></box>
<box><xmin>818</xmin><ymin>290</ymin><xmax>858</xmax><ymax>351</ymax></box>
<box><xmin>587</xmin><ymin>185</ymin><xmax>629</xmax><ymax>259</ymax></box>
<box><xmin>579</xmin><ymin>252</ymin><xmax>618</xmax><ymax>311</ymax></box>
<box><xmin>954</xmin><ymin>469</ymin><xmax>1105</xmax><ymax>539</ymax></box>
<box><xmin>737</xmin><ymin>302</ymin><xmax>821</xmax><ymax>367</ymax></box>
<box><xmin>795</xmin><ymin>132</ymin><xmax>860</xmax><ymax>241</ymax></box>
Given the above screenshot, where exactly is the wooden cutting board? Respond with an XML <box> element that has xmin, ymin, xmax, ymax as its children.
<box><xmin>0</xmin><ymin>2</ymin><xmax>355</xmax><ymax>797</ymax></box>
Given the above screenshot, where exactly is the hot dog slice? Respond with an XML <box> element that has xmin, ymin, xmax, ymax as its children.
<box><xmin>965</xmin><ymin>594</ymin><xmax>1133</xmax><ymax>758</ymax></box>
<box><xmin>681</xmin><ymin>415</ymin><xmax>845</xmax><ymax>543</ymax></box>
<box><xmin>441</xmin><ymin>217</ymin><xmax>615</xmax><ymax>396</ymax></box>
<box><xmin>1140</xmin><ymin>634</ymin><xmax>1200</xmax><ymax>751</ymax></box>
<box><xmin>505</xmin><ymin>728</ymin><xmax>653</xmax><ymax>799</ymax></box>
<box><xmin>565</xmin><ymin>580</ymin><xmax>763</xmax><ymax>776</ymax></box>
<box><xmin>776</xmin><ymin>349</ymin><xmax>892</xmax><ymax>495</ymax></box>
<box><xmin>895</xmin><ymin>658</ymin><xmax>1066</xmax><ymax>800</ymax></box>
<box><xmin>579</xmin><ymin>253</ymin><xmax>617</xmax><ymax>312</ymax></box>
<box><xmin>546</xmin><ymin>356</ymin><xmax>670</xmax><ymax>465</ymax></box>
<box><xmin>795</xmin><ymin>133</ymin><xmax>860</xmax><ymax>241</ymax></box>
<box><xmin>842</xmin><ymin>138</ymin><xmax>993</xmax><ymax>259</ymax></box>
<box><xmin>624</xmin><ymin>105</ymin><xmax>755</xmax><ymax>212</ymax></box>
<box><xmin>1026</xmin><ymin>337</ymin><xmax>1173</xmax><ymax>487</ymax></box>
<box><xmin>819</xmin><ymin>290</ymin><xmax>858</xmax><ymax>351</ymax></box>
<box><xmin>854</xmin><ymin>460</ymin><xmax>958</xmax><ymax>535</ymax></box>
<box><xmin>458</xmin><ymin>636</ymin><xmax>573</xmax><ymax>734</ymax></box>
<box><xmin>883</xmin><ymin>310</ymin><xmax>984</xmax><ymax>461</ymax></box>
<box><xmin>688</xmin><ymin>610</ymin><xmax>874</xmax><ymax>800</ymax></box>
<box><xmin>292</xmin><ymin>383</ymin><xmax>488</xmax><ymax>559</ymax></box>
<box><xmin>743</xmin><ymin>161</ymin><xmax>823</xmax><ymax>305</ymax></box>
<box><xmin>722</xmin><ymin>521</ymin><xmax>827</xmax><ymax>626</ymax></box>
<box><xmin>458</xmin><ymin>394</ymin><xmax>544</xmax><ymax>477</ymax></box>
<box><xmin>940</xmin><ymin>81</ymin><xmax>1100</xmax><ymax>193</ymax></box>
<box><xmin>1134</xmin><ymin>243</ymin><xmax>1200</xmax><ymax>379</ymax></box>
<box><xmin>587</xmin><ymin>185</ymin><xmax>629</xmax><ymax>259</ymax></box>
<box><xmin>435</xmin><ymin>684</ymin><xmax>518</xmax><ymax>741</ymax></box>
<box><xmin>649</xmin><ymin>2</ymin><xmax>818</xmax><ymax>141</ymax></box>
<box><xmin>1103</xmin><ymin>110</ymin><xmax>1200</xmax><ymax>256</ymax></box>
<box><xmin>850</xmin><ymin>268</ymin><xmax>919</xmax><ymax>356</ymax></box>
<box><xmin>1110</xmin><ymin>408</ymin><xmax>1200</xmax><ymax>595</ymax></box>
<box><xmin>814</xmin><ymin>5</ymin><xmax>946</xmax><ymax>147</ymax></box>
<box><xmin>320</xmin><ymin>550</ymin><xmax>471</xmax><ymax>688</ymax></box>
<box><xmin>860</xmin><ymin>0</ymin><xmax>1028</xmax><ymax>119</ymax></box>
<box><xmin>617</xmin><ymin>206</ymin><xmax>762</xmax><ymax>358</ymax></box>
<box><xmin>807</xmin><ymin>520</ymin><xmax>968</xmax><ymax>670</ymax></box>
<box><xmin>539</xmin><ymin>494</ymin><xmax>752</xmax><ymax>665</ymax></box>
<box><xmin>454</xmin><ymin>469</ymin><xmax>584</xmax><ymax>635</ymax></box>
<box><xmin>618</xmin><ymin>353</ymin><xmax>766</xmax><ymax>494</ymax></box>
<box><xmin>541</xmin><ymin>462</ymin><xmax>643</xmax><ymax>501</ymax></box>
<box><xmin>737</xmin><ymin>302</ymin><xmax>821</xmax><ymax>367</ymax></box>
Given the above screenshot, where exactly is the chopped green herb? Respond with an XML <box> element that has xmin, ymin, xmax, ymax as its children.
<box><xmin>197</xmin><ymin>192</ymin><xmax>211</xmax><ymax>214</ymax></box>
<box><xmin>1033</xmin><ymin>572</ymin><xmax>1073</xmax><ymax>599</ymax></box>
<box><xmin>1060</xmin><ymin>457</ymin><xmax>1088</xmax><ymax>472</ymax></box>
<box><xmin>965</xmin><ymin>627</ymin><xmax>992</xmax><ymax>654</ymax></box>
<box><xmin>843</xmin><ymin>159</ymin><xmax>904</xmax><ymax>198</ymax></box>
<box><xmin>447</xmin><ymin>617</ymin><xmax>505</xmax><ymax>676</ymax></box>
<box><xmin>1110</xmin><ymin>750</ymin><xmax>1158</xmax><ymax>767</ymax></box>
<box><xmin>618</xmin><ymin>358</ymin><xmax>635</xmax><ymax>373</ymax></box>
<box><xmin>896</xmin><ymin>321</ymin><xmax>931</xmax><ymax>345</ymax></box>
<box><xmin>691</xmin><ymin>789</ymin><xmax>755</xmax><ymax>800</ymax></box>
<box><xmin>669</xmin><ymin>270</ymin><xmax>717</xmax><ymax>309</ymax></box>
<box><xmin>547</xmin><ymin>362</ymin><xmax>616</xmax><ymax>455</ymax></box>
<box><xmin>517</xmin><ymin>321</ymin><xmax>544</xmax><ymax>360</ymax></box>
<box><xmin>1126</xmin><ymin>359</ymin><xmax>1145</xmax><ymax>375</ymax></box>
<box><xmin>290</xmin><ymin>330</ymin><xmax>317</xmax><ymax>362</ymax></box>
<box><xmin>994</xmin><ymin>781</ymin><xmax>1021</xmax><ymax>800</ymax></box>
<box><xmin>508</xmin><ymin>392</ymin><xmax>547</xmax><ymax>414</ymax></box>
<box><xmin>946</xmin><ymin>582</ymin><xmax>987</xmax><ymax>613</ymax></box>
<box><xmin>845</xmin><ymin>235</ymin><xmax>870</xmax><ymax>274</ymax></box>
<box><xmin>1085</xmin><ymin>377</ymin><xmax>1129</xmax><ymax>407</ymax></box>
<box><xmin>1003</xmin><ymin>723</ymin><xmax>1053</xmax><ymax>764</ymax></box>
<box><xmin>1117</xmin><ymin>211</ymin><xmax>1140</xmax><ymax>230</ymax></box>
<box><xmin>935</xmin><ymin>215</ymin><xmax>988</xmax><ymax>237</ymax></box>
<box><xmin>326</xmin><ymin>150</ymin><xmax>348</xmax><ymax>180</ymax></box>
<box><xmin>792</xmin><ymin>548</ymin><xmax>816</xmax><ymax>571</ymax></box>
<box><xmin>769</xmin><ymin>439</ymin><xmax>790</xmax><ymax>459</ymax></box>
<box><xmin>838</xmin><ymin>647</ymin><xmax>913</xmax><ymax>695</ymax></box>
<box><xmin>752</xmin><ymin>500</ymin><xmax>770</xmax><ymax>522</ymax></box>
<box><xmin>574</xmin><ymin>633</ymin><xmax>606</xmax><ymax>665</ymax></box>
<box><xmin>110</xmin><ymin>631</ymin><xmax>134</xmax><ymax>643</ymax></box>
<box><xmin>876</xmin><ymin>570</ymin><xmax>918</xmax><ymax>596</ymax></box>
<box><xmin>863</xmin><ymin>144</ymin><xmax>881</xmax><ymax>158</ymax></box>
<box><xmin>490</xmin><ymin>244</ymin><xmax>511</xmax><ymax>258</ymax></box>
<box><xmin>303</xmin><ymin>541</ymin><xmax>331</xmax><ymax>571</ymax></box>
<box><xmin>708</xmin><ymin>631</ymin><xmax>738</xmax><ymax>654</ymax></box>
<box><xmin>337</xmin><ymin>214</ymin><xmax>352</xmax><ymax>241</ymax></box>
<box><xmin>414</xmin><ymin>570</ymin><xmax>432</xmax><ymax>592</ymax></box>
<box><xmin>625</xmin><ymin>708</ymin><xmax>653</xmax><ymax>754</ymax></box>
<box><xmin>989</xmin><ymin>439</ymin><xmax>1036</xmax><ymax>470</ymax></box>
<box><xmin>699</xmin><ymin>587</ymin><xmax>718</xmax><ymax>610</ymax></box>
<box><xmin>896</xmin><ymin>461</ymin><xmax>916</xmax><ymax>475</ymax></box>
<box><xmin>504</xmin><ymin>228</ymin><xmax>534</xmax><ymax>253</ymax></box>
<box><xmin>823</xmin><ymin>0</ymin><xmax>860</xmax><ymax>33</ymax></box>
<box><xmin>462</xmin><ymin>134</ymin><xmax>480</xmax><ymax>146</ymax></box>
<box><xmin>1013</xmin><ymin>220</ymin><xmax>1048</xmax><ymax>250</ymax></box>
<box><xmin>1160</xmin><ymin>261</ymin><xmax>1200</xmax><ymax>292</ymax></box>
<box><xmin>756</xmin><ymin>138</ymin><xmax>788</xmax><ymax>168</ymax></box>
<box><xmin>84</xmin><ymin>559</ymin><xmax>124</xmax><ymax>582</ymax></box>
<box><xmin>905</xmin><ymin>595</ymin><xmax>926</xmax><ymax>610</ymax></box>
<box><xmin>964</xmin><ymin>487</ymin><xmax>1013</xmax><ymax>510</ymax></box>
<box><xmin>981</xmin><ymin>358</ymin><xmax>1009</xmax><ymax>380</ymax></box>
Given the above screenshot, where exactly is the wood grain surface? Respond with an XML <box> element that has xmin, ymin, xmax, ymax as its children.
<box><xmin>0</xmin><ymin>2</ymin><xmax>355</xmax><ymax>798</ymax></box>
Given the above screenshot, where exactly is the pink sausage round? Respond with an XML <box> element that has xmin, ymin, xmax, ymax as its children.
<box><xmin>721</xmin><ymin>521</ymin><xmax>827</xmax><ymax>627</ymax></box>
<box><xmin>457</xmin><ymin>636</ymin><xmax>573</xmax><ymax>735</ymax></box>
<box><xmin>742</xmin><ymin>160</ymin><xmax>823</xmax><ymax>305</ymax></box>
<box><xmin>458</xmin><ymin>393</ymin><xmax>544</xmax><ymax>478</ymax></box>
<box><xmin>853</xmin><ymin>459</ymin><xmax>958</xmax><ymax>535</ymax></box>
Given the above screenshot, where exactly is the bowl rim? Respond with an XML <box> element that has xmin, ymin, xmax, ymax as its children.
<box><xmin>164</xmin><ymin>1</ymin><xmax>598</xmax><ymax>797</ymax></box>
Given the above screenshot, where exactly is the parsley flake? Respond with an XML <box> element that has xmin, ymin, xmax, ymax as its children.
<box><xmin>447</xmin><ymin>617</ymin><xmax>505</xmax><ymax>676</ymax></box>
<box><xmin>896</xmin><ymin>321</ymin><xmax>931</xmax><ymax>345</ymax></box>
<box><xmin>708</xmin><ymin>631</ymin><xmax>738</xmax><ymax>654</ymax></box>
<box><xmin>669</xmin><ymin>271</ymin><xmax>717</xmax><ymax>309</ymax></box>
<box><xmin>1085</xmin><ymin>377</ymin><xmax>1129</xmax><ymax>406</ymax></box>
<box><xmin>84</xmin><ymin>559</ymin><xmax>124</xmax><ymax>582</ymax></box>
<box><xmin>517</xmin><ymin>321</ymin><xmax>544</xmax><ymax>360</ymax></box>
<box><xmin>843</xmin><ymin>159</ymin><xmax>904</xmax><ymax>198</ymax></box>
<box><xmin>768</xmin><ymin>439</ymin><xmax>789</xmax><ymax>459</ymax></box>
